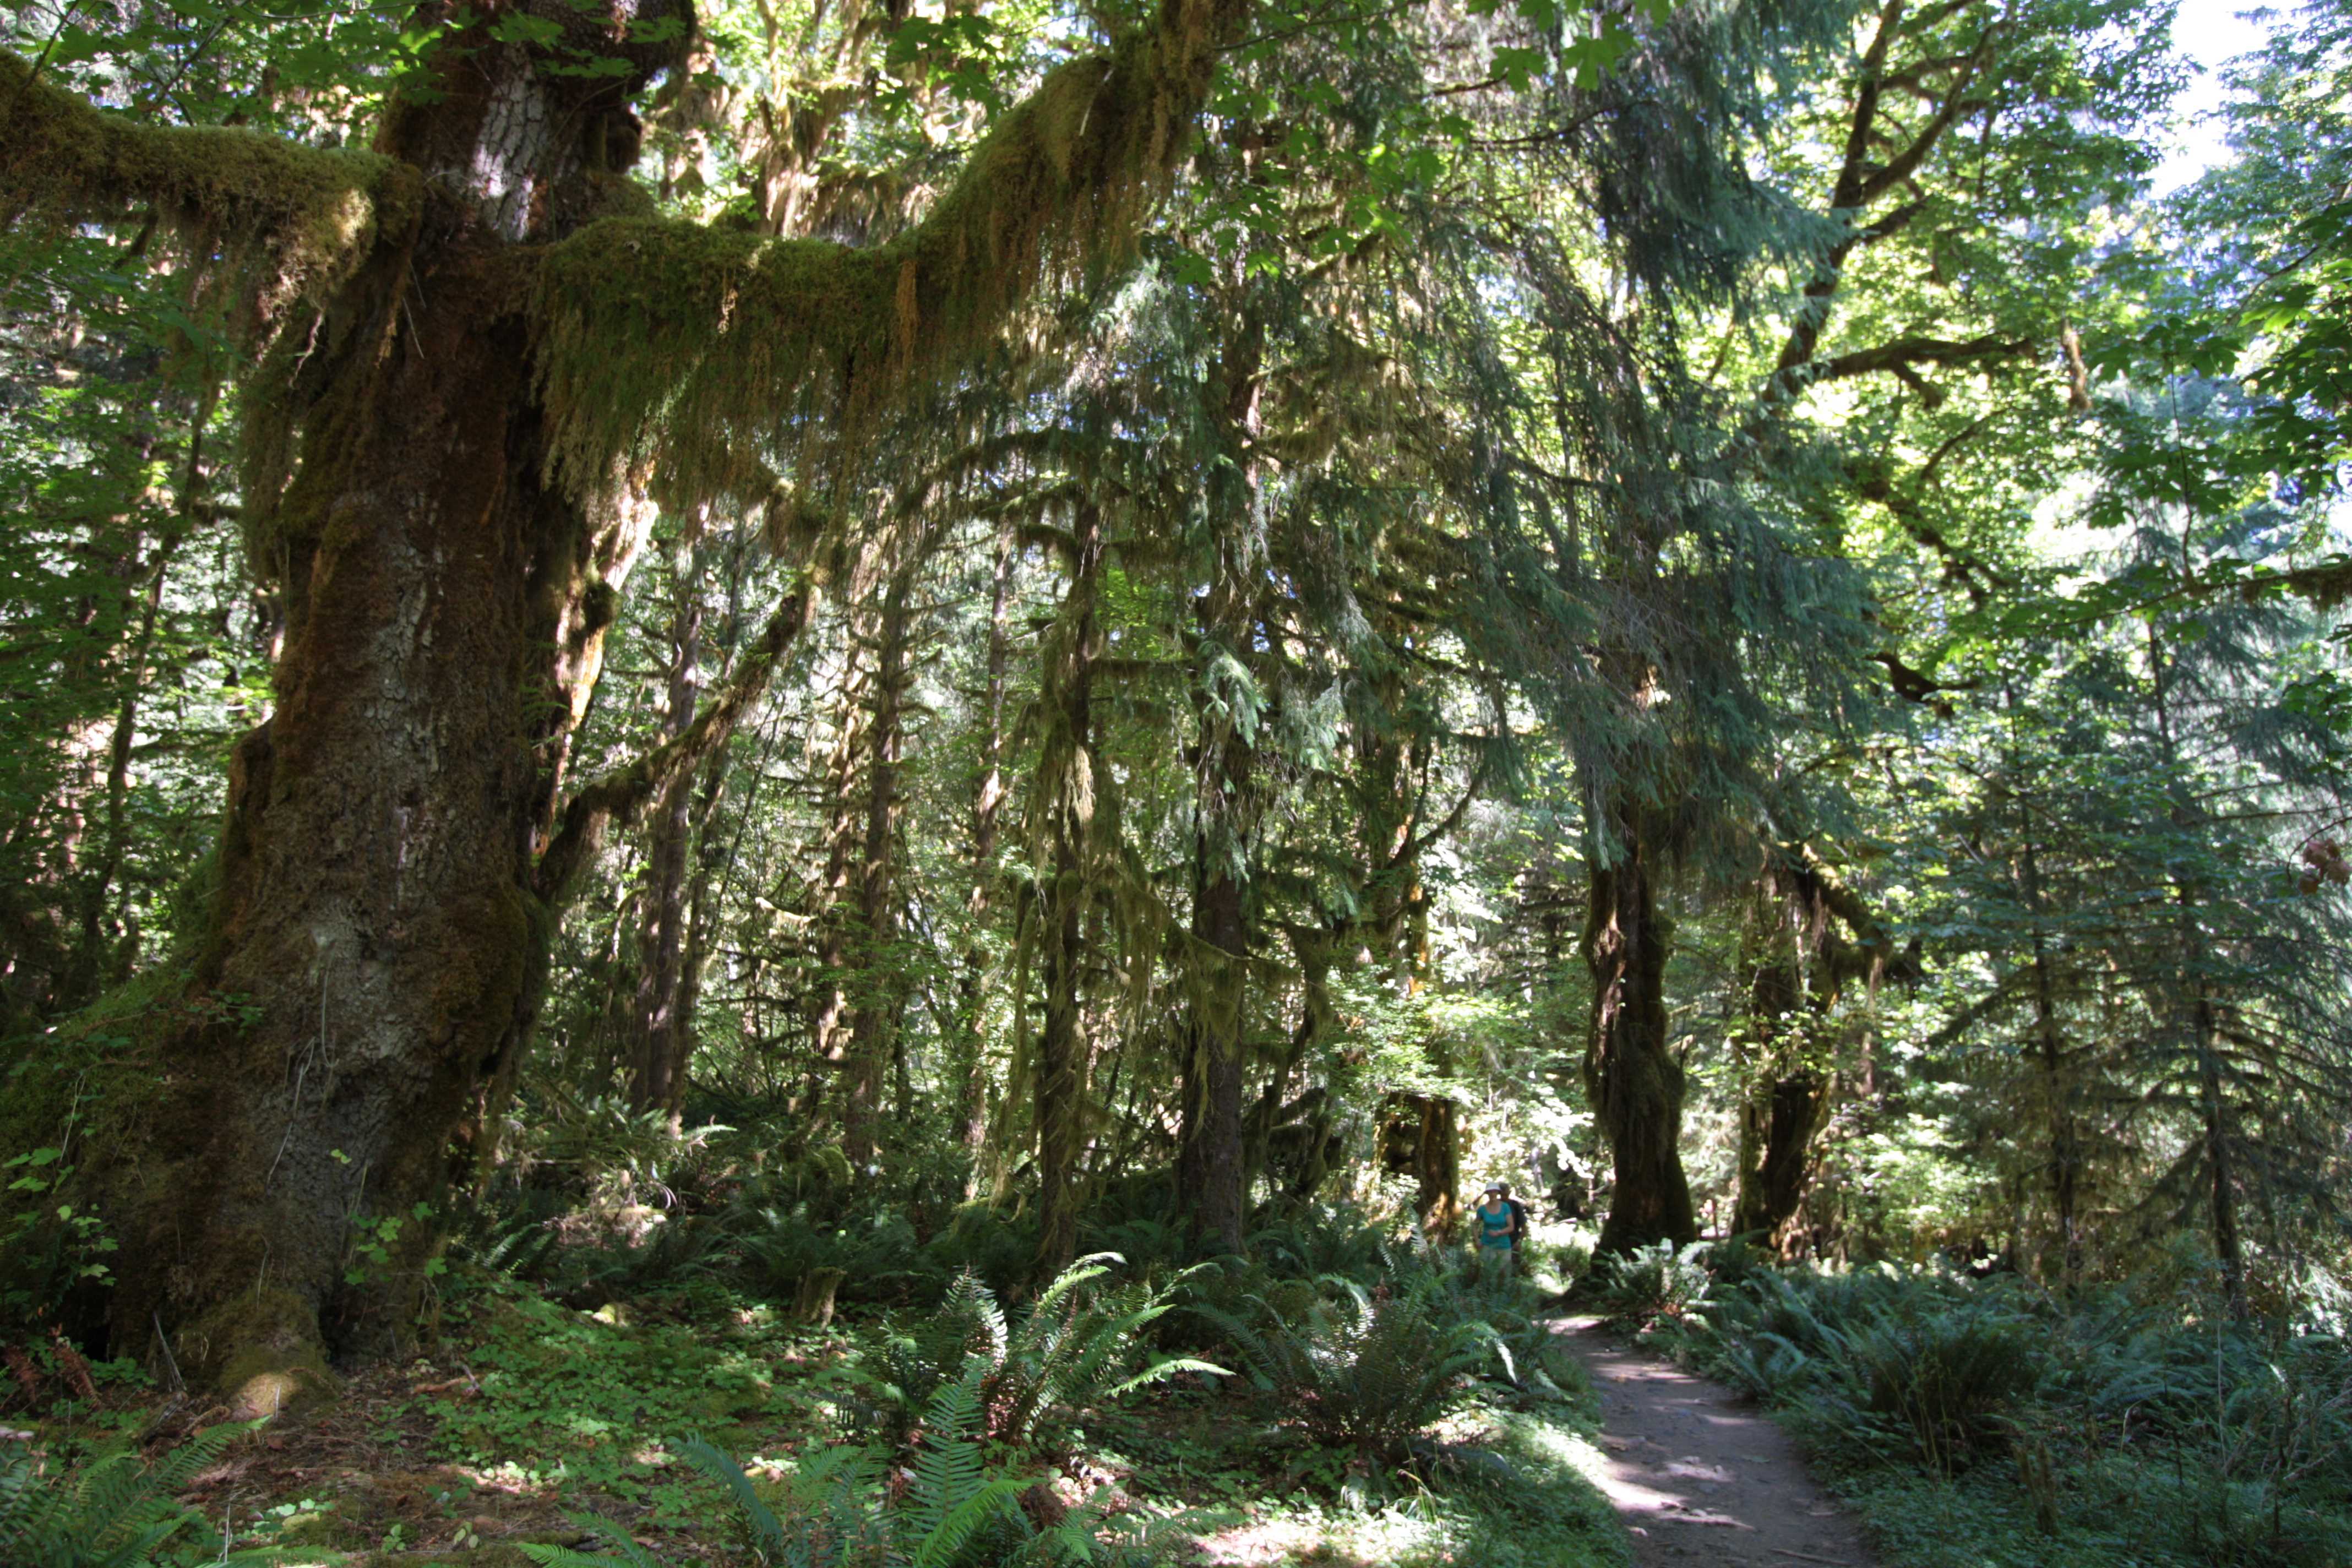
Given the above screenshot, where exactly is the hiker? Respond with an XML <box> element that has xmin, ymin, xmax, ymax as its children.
<box><xmin>1476</xmin><ymin>1182</ymin><xmax>1526</xmax><ymax>1279</ymax></box>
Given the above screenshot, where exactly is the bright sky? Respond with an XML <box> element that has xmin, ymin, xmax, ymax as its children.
<box><xmin>2152</xmin><ymin>0</ymin><xmax>2282</xmax><ymax>193</ymax></box>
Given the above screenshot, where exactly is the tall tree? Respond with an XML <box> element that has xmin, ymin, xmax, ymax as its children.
<box><xmin>1</xmin><ymin>0</ymin><xmax>1254</xmax><ymax>1396</ymax></box>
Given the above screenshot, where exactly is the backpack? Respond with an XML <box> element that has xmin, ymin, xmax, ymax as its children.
<box><xmin>1505</xmin><ymin>1198</ymin><xmax>1531</xmax><ymax>1241</ymax></box>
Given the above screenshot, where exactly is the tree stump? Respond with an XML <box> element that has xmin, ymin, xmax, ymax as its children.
<box><xmin>791</xmin><ymin>1267</ymin><xmax>847</xmax><ymax>1328</ymax></box>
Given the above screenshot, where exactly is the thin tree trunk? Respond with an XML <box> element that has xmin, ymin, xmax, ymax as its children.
<box><xmin>805</xmin><ymin>605</ymin><xmax>873</xmax><ymax>1137</ymax></box>
<box><xmin>1035</xmin><ymin>503</ymin><xmax>1103</xmax><ymax>1279</ymax></box>
<box><xmin>842</xmin><ymin>567</ymin><xmax>916</xmax><ymax>1163</ymax></box>
<box><xmin>627</xmin><ymin>542</ymin><xmax>706</xmax><ymax>1123</ymax></box>
<box><xmin>954</xmin><ymin>520</ymin><xmax>1015</xmax><ymax>1192</ymax></box>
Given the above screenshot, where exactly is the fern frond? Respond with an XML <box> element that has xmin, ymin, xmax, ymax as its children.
<box><xmin>674</xmin><ymin>1436</ymin><xmax>784</xmax><ymax>1559</ymax></box>
<box><xmin>906</xmin><ymin>1475</ymin><xmax>1027</xmax><ymax>1568</ymax></box>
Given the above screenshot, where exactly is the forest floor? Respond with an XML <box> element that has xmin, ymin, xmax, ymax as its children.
<box><xmin>1552</xmin><ymin>1316</ymin><xmax>1879</xmax><ymax>1568</ymax></box>
<box><xmin>25</xmin><ymin>1265</ymin><xmax>1636</xmax><ymax>1567</ymax></box>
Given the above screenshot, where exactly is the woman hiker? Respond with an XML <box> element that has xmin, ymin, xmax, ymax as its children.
<box><xmin>1475</xmin><ymin>1182</ymin><xmax>1523</xmax><ymax>1279</ymax></box>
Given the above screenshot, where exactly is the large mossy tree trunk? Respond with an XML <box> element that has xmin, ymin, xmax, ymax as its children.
<box><xmin>1582</xmin><ymin>802</ymin><xmax>1696</xmax><ymax>1257</ymax></box>
<box><xmin>86</xmin><ymin>20</ymin><xmax>676</xmax><ymax>1403</ymax></box>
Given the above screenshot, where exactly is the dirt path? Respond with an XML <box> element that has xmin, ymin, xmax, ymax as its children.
<box><xmin>1553</xmin><ymin>1316</ymin><xmax>1879</xmax><ymax>1568</ymax></box>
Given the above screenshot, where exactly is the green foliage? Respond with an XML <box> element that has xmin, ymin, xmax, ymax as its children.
<box><xmin>1591</xmin><ymin>1240</ymin><xmax>1712</xmax><ymax>1331</ymax></box>
<box><xmin>409</xmin><ymin>1271</ymin><xmax>785</xmax><ymax>1498</ymax></box>
<box><xmin>1694</xmin><ymin>1262</ymin><xmax>2352</xmax><ymax>1566</ymax></box>
<box><xmin>1193</xmin><ymin>1275</ymin><xmax>1490</xmax><ymax>1456</ymax></box>
<box><xmin>0</xmin><ymin>1424</ymin><xmax>275</xmax><ymax>1568</ymax></box>
<box><xmin>527</xmin><ymin>1384</ymin><xmax>1149</xmax><ymax>1567</ymax></box>
<box><xmin>849</xmin><ymin>1257</ymin><xmax>1223</xmax><ymax>1457</ymax></box>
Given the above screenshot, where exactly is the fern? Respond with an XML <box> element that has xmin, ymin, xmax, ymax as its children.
<box><xmin>0</xmin><ymin>1423</ymin><xmax>279</xmax><ymax>1568</ymax></box>
<box><xmin>519</xmin><ymin>1508</ymin><xmax>665</xmax><ymax>1568</ymax></box>
<box><xmin>867</xmin><ymin>1257</ymin><xmax>1223</xmax><ymax>1456</ymax></box>
<box><xmin>677</xmin><ymin>1435</ymin><xmax>788</xmax><ymax>1561</ymax></box>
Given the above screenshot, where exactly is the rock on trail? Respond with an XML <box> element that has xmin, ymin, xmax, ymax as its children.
<box><xmin>1552</xmin><ymin>1316</ymin><xmax>1880</xmax><ymax>1568</ymax></box>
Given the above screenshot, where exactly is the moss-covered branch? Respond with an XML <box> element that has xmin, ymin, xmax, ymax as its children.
<box><xmin>0</xmin><ymin>52</ymin><xmax>420</xmax><ymax>328</ymax></box>
<box><xmin>536</xmin><ymin>580</ymin><xmax>815</xmax><ymax>911</ymax></box>
<box><xmin>531</xmin><ymin>0</ymin><xmax>1254</xmax><ymax>509</ymax></box>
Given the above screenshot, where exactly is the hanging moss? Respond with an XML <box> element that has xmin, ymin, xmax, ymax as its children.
<box><xmin>532</xmin><ymin>0</ymin><xmax>1250</xmax><ymax>510</ymax></box>
<box><xmin>0</xmin><ymin>53</ymin><xmax>421</xmax><ymax>334</ymax></box>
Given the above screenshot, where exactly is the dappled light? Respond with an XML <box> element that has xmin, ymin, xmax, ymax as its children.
<box><xmin>1</xmin><ymin>0</ymin><xmax>2348</xmax><ymax>1565</ymax></box>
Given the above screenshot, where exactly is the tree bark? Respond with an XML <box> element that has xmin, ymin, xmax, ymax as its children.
<box><xmin>625</xmin><ymin>542</ymin><xmax>706</xmax><ymax>1123</ymax></box>
<box><xmin>953</xmin><ymin>519</ymin><xmax>1016</xmax><ymax>1193</ymax></box>
<box><xmin>1177</xmin><ymin>847</ymin><xmax>1249</xmax><ymax>1256</ymax></box>
<box><xmin>1583</xmin><ymin>801</ymin><xmax>1696</xmax><ymax>1256</ymax></box>
<box><xmin>67</xmin><ymin>9</ymin><xmax>677</xmax><ymax>1401</ymax></box>
<box><xmin>1722</xmin><ymin>879</ymin><xmax>1825</xmax><ymax>1241</ymax></box>
<box><xmin>841</xmin><ymin>565</ymin><xmax>916</xmax><ymax>1162</ymax></box>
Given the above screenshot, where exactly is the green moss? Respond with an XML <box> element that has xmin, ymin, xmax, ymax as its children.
<box><xmin>189</xmin><ymin>1286</ymin><xmax>340</xmax><ymax>1414</ymax></box>
<box><xmin>0</xmin><ymin>53</ymin><xmax>419</xmax><ymax>328</ymax></box>
<box><xmin>530</xmin><ymin>0</ymin><xmax>1250</xmax><ymax>512</ymax></box>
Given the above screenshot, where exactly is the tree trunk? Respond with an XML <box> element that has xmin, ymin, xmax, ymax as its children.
<box><xmin>1034</xmin><ymin>504</ymin><xmax>1103</xmax><ymax>1280</ymax></box>
<box><xmin>841</xmin><ymin>566</ymin><xmax>916</xmax><ymax>1162</ymax></box>
<box><xmin>1177</xmin><ymin>851</ymin><xmax>1249</xmax><ymax>1256</ymax></box>
<box><xmin>1582</xmin><ymin>802</ymin><xmax>1696</xmax><ymax>1256</ymax></box>
<box><xmin>80</xmin><ymin>18</ymin><xmax>669</xmax><ymax>1402</ymax></box>
<box><xmin>626</xmin><ymin>543</ymin><xmax>706</xmax><ymax>1122</ymax></box>
<box><xmin>804</xmin><ymin>600</ymin><xmax>874</xmax><ymax>1139</ymax></box>
<box><xmin>954</xmin><ymin>520</ymin><xmax>1016</xmax><ymax>1193</ymax></box>
<box><xmin>2018</xmin><ymin>838</ymin><xmax>2082</xmax><ymax>1286</ymax></box>
<box><xmin>2197</xmin><ymin>989</ymin><xmax>2247</xmax><ymax>1320</ymax></box>
<box><xmin>1730</xmin><ymin>896</ymin><xmax>1826</xmax><ymax>1250</ymax></box>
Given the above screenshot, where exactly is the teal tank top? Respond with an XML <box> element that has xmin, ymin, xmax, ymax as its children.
<box><xmin>1478</xmin><ymin>1202</ymin><xmax>1513</xmax><ymax>1248</ymax></box>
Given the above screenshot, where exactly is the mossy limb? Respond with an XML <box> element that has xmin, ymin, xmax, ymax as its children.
<box><xmin>531</xmin><ymin>0</ymin><xmax>1253</xmax><ymax>511</ymax></box>
<box><xmin>0</xmin><ymin>52</ymin><xmax>421</xmax><ymax>334</ymax></box>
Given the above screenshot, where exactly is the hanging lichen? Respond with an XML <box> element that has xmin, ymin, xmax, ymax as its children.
<box><xmin>531</xmin><ymin>0</ymin><xmax>1249</xmax><ymax>511</ymax></box>
<box><xmin>0</xmin><ymin>53</ymin><xmax>421</xmax><ymax>339</ymax></box>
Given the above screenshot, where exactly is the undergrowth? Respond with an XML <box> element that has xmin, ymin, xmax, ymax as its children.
<box><xmin>1656</xmin><ymin>1250</ymin><xmax>2352</xmax><ymax>1568</ymax></box>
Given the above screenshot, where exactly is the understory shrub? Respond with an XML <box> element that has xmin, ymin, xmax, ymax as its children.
<box><xmin>527</xmin><ymin>1379</ymin><xmax>1155</xmax><ymax>1568</ymax></box>
<box><xmin>1693</xmin><ymin>1258</ymin><xmax>2352</xmax><ymax>1566</ymax></box>
<box><xmin>1592</xmin><ymin>1239</ymin><xmax>1711</xmax><ymax>1329</ymax></box>
<box><xmin>1195</xmin><ymin>1277</ymin><xmax>1491</xmax><ymax>1455</ymax></box>
<box><xmin>842</xmin><ymin>1255</ymin><xmax>1221</xmax><ymax>1457</ymax></box>
<box><xmin>1</xmin><ymin>1422</ymin><xmax>273</xmax><ymax>1568</ymax></box>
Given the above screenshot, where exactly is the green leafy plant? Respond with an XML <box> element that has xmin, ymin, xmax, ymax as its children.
<box><xmin>1195</xmin><ymin>1278</ymin><xmax>1489</xmax><ymax>1457</ymax></box>
<box><xmin>853</xmin><ymin>1255</ymin><xmax>1222</xmax><ymax>1457</ymax></box>
<box><xmin>527</xmin><ymin>1376</ymin><xmax>1142</xmax><ymax>1568</ymax></box>
<box><xmin>1592</xmin><ymin>1240</ymin><xmax>1712</xmax><ymax>1330</ymax></box>
<box><xmin>0</xmin><ymin>1423</ymin><xmax>274</xmax><ymax>1568</ymax></box>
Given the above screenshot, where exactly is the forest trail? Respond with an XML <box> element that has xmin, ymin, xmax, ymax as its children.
<box><xmin>1553</xmin><ymin>1316</ymin><xmax>1880</xmax><ymax>1568</ymax></box>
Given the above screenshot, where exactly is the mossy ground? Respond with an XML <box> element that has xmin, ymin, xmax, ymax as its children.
<box><xmin>9</xmin><ymin>1266</ymin><xmax>1628</xmax><ymax>1567</ymax></box>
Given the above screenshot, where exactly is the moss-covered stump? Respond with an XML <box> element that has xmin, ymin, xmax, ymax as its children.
<box><xmin>187</xmin><ymin>1288</ymin><xmax>342</xmax><ymax>1419</ymax></box>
